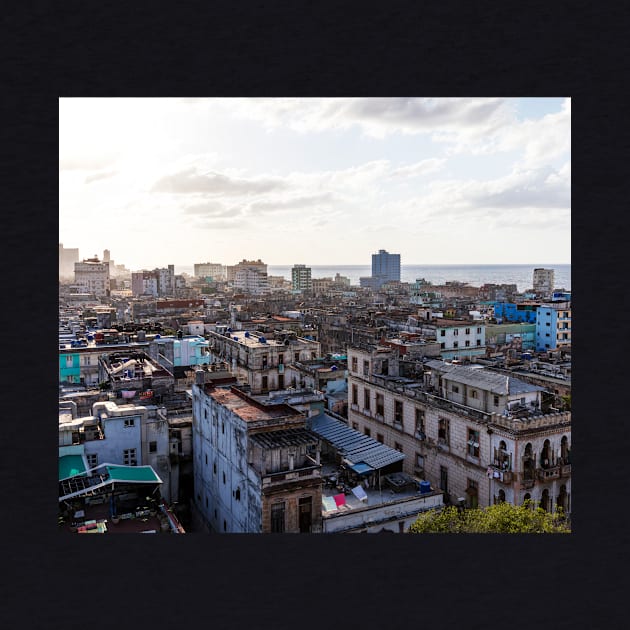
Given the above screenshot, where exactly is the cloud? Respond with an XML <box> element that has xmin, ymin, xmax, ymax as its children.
<box><xmin>151</xmin><ymin>167</ymin><xmax>287</xmax><ymax>196</ymax></box>
<box><xmin>182</xmin><ymin>200</ymin><xmax>242</xmax><ymax>218</ymax></box>
<box><xmin>84</xmin><ymin>170</ymin><xmax>117</xmax><ymax>184</ymax></box>
<box><xmin>246</xmin><ymin>193</ymin><xmax>335</xmax><ymax>216</ymax></box>
<box><xmin>389</xmin><ymin>158</ymin><xmax>446</xmax><ymax>179</ymax></box>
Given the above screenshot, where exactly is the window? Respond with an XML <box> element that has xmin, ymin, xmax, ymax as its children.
<box><xmin>440</xmin><ymin>466</ymin><xmax>448</xmax><ymax>493</ymax></box>
<box><xmin>278</xmin><ymin>353</ymin><xmax>284</xmax><ymax>365</ymax></box>
<box><xmin>465</xmin><ymin>328</ymin><xmax>470</xmax><ymax>334</ymax></box>
<box><xmin>394</xmin><ymin>400</ymin><xmax>403</xmax><ymax>425</ymax></box>
<box><xmin>262</xmin><ymin>376</ymin><xmax>268</xmax><ymax>390</ymax></box>
<box><xmin>223</xmin><ymin>472</ymin><xmax>226</xmax><ymax>484</ymax></box>
<box><xmin>123</xmin><ymin>448</ymin><xmax>137</xmax><ymax>466</ymax></box>
<box><xmin>262</xmin><ymin>354</ymin><xmax>268</xmax><ymax>368</ymax></box>
<box><xmin>235</xmin><ymin>487</ymin><xmax>241</xmax><ymax>501</ymax></box>
<box><xmin>452</xmin><ymin>384</ymin><xmax>459</xmax><ymax>393</ymax></box>
<box><xmin>546</xmin><ymin>322</ymin><xmax>551</xmax><ymax>327</ymax></box>
<box><xmin>149</xmin><ymin>441</ymin><xmax>157</xmax><ymax>453</ymax></box>
<box><xmin>213</xmin><ymin>462</ymin><xmax>217</xmax><ymax>475</ymax></box>
<box><xmin>364</xmin><ymin>427</ymin><xmax>371</xmax><ymax>437</ymax></box>
<box><xmin>86</xmin><ymin>453</ymin><xmax>98</xmax><ymax>468</ymax></box>
<box><xmin>467</xmin><ymin>429</ymin><xmax>480</xmax><ymax>458</ymax></box>
<box><xmin>364</xmin><ymin>388</ymin><xmax>371</xmax><ymax>411</ymax></box>
<box><xmin>453</xmin><ymin>329</ymin><xmax>458</xmax><ymax>336</ymax></box>
<box><xmin>493</xmin><ymin>395</ymin><xmax>499</xmax><ymax>406</ymax></box>
<box><xmin>123</xmin><ymin>418</ymin><xmax>135</xmax><ymax>428</ymax></box>
<box><xmin>205</xmin><ymin>454</ymin><xmax>208</xmax><ymax>465</ymax></box>
<box><xmin>363</xmin><ymin>360</ymin><xmax>370</xmax><ymax>376</ymax></box>
<box><xmin>440</xmin><ymin>342</ymin><xmax>445</xmax><ymax>349</ymax></box>
<box><xmin>440</xmin><ymin>330</ymin><xmax>446</xmax><ymax>337</ymax></box>
<box><xmin>476</xmin><ymin>339</ymin><xmax>481</xmax><ymax>346</ymax></box>
<box><xmin>376</xmin><ymin>393</ymin><xmax>384</xmax><ymax>416</ymax></box>
<box><xmin>415</xmin><ymin>409</ymin><xmax>425</xmax><ymax>436</ymax></box>
<box><xmin>471</xmin><ymin>390</ymin><xmax>478</xmax><ymax>399</ymax></box>
<box><xmin>438</xmin><ymin>418</ymin><xmax>450</xmax><ymax>445</ymax></box>
<box><xmin>453</xmin><ymin>341</ymin><xmax>458</xmax><ymax>348</ymax></box>
<box><xmin>416</xmin><ymin>453</ymin><xmax>424</xmax><ymax>469</ymax></box>
<box><xmin>477</xmin><ymin>327</ymin><xmax>482</xmax><ymax>334</ymax></box>
<box><xmin>352</xmin><ymin>422</ymin><xmax>359</xmax><ymax>430</ymax></box>
<box><xmin>294</xmin><ymin>352</ymin><xmax>300</xmax><ymax>362</ymax></box>
<box><xmin>377</xmin><ymin>433</ymin><xmax>384</xmax><ymax>443</ymax></box>
<box><xmin>271</xmin><ymin>502</ymin><xmax>286</xmax><ymax>533</ymax></box>
<box><xmin>394</xmin><ymin>442</ymin><xmax>403</xmax><ymax>452</ymax></box>
<box><xmin>351</xmin><ymin>356</ymin><xmax>358</xmax><ymax>372</ymax></box>
<box><xmin>466</xmin><ymin>479</ymin><xmax>479</xmax><ymax>508</ymax></box>
<box><xmin>352</xmin><ymin>384</ymin><xmax>358</xmax><ymax>405</ymax></box>
<box><xmin>465</xmin><ymin>340</ymin><xmax>470</xmax><ymax>347</ymax></box>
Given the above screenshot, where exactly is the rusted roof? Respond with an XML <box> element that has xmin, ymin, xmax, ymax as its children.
<box><xmin>208</xmin><ymin>388</ymin><xmax>301</xmax><ymax>422</ymax></box>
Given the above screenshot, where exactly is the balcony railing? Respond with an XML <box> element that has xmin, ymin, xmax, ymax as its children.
<box><xmin>560</xmin><ymin>464</ymin><xmax>572</xmax><ymax>478</ymax></box>
<box><xmin>519</xmin><ymin>474</ymin><xmax>535</xmax><ymax>489</ymax></box>
<box><xmin>262</xmin><ymin>464</ymin><xmax>321</xmax><ymax>488</ymax></box>
<box><xmin>488</xmin><ymin>466</ymin><xmax>513</xmax><ymax>484</ymax></box>
<box><xmin>537</xmin><ymin>466</ymin><xmax>561</xmax><ymax>481</ymax></box>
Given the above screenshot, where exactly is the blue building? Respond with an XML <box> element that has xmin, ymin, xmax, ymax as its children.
<box><xmin>371</xmin><ymin>249</ymin><xmax>400</xmax><ymax>289</ymax></box>
<box><xmin>535</xmin><ymin>302</ymin><xmax>572</xmax><ymax>351</ymax></box>
<box><xmin>493</xmin><ymin>302</ymin><xmax>538</xmax><ymax>324</ymax></box>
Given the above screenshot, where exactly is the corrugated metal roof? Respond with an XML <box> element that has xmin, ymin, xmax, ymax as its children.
<box><xmin>425</xmin><ymin>360</ymin><xmax>543</xmax><ymax>395</ymax></box>
<box><xmin>309</xmin><ymin>413</ymin><xmax>405</xmax><ymax>470</ymax></box>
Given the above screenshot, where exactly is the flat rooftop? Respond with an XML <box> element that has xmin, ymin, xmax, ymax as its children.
<box><xmin>207</xmin><ymin>387</ymin><xmax>303</xmax><ymax>423</ymax></box>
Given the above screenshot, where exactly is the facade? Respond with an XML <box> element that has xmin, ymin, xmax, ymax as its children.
<box><xmin>131</xmin><ymin>265</ymin><xmax>176</xmax><ymax>297</ymax></box>
<box><xmin>533</xmin><ymin>268</ymin><xmax>555</xmax><ymax>297</ymax></box>
<box><xmin>192</xmin><ymin>378</ymin><xmax>323</xmax><ymax>533</ymax></box>
<box><xmin>74</xmin><ymin>257</ymin><xmax>110</xmax><ymax>297</ymax></box>
<box><xmin>194</xmin><ymin>262</ymin><xmax>226</xmax><ymax>281</ymax></box>
<box><xmin>59</xmin><ymin>399</ymin><xmax>175</xmax><ymax>502</ymax></box>
<box><xmin>433</xmin><ymin>319</ymin><xmax>486</xmax><ymax>360</ymax></box>
<box><xmin>371</xmin><ymin>249</ymin><xmax>401</xmax><ymax>289</ymax></box>
<box><xmin>291</xmin><ymin>264</ymin><xmax>312</xmax><ymax>293</ymax></box>
<box><xmin>346</xmin><ymin>347</ymin><xmax>571</xmax><ymax>515</ymax></box>
<box><xmin>485</xmin><ymin>323</ymin><xmax>536</xmax><ymax>352</ymax></box>
<box><xmin>493</xmin><ymin>301</ymin><xmax>538</xmax><ymax>324</ymax></box>
<box><xmin>148</xmin><ymin>335</ymin><xmax>212</xmax><ymax>377</ymax></box>
<box><xmin>205</xmin><ymin>329</ymin><xmax>321</xmax><ymax>394</ymax></box>
<box><xmin>535</xmin><ymin>302</ymin><xmax>572</xmax><ymax>351</ymax></box>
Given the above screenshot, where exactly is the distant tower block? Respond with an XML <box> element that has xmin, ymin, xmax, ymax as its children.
<box><xmin>103</xmin><ymin>249</ymin><xmax>111</xmax><ymax>263</ymax></box>
<box><xmin>533</xmin><ymin>268</ymin><xmax>555</xmax><ymax>297</ymax></box>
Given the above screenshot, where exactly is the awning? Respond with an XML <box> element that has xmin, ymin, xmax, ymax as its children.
<box><xmin>349</xmin><ymin>462</ymin><xmax>374</xmax><ymax>476</ymax></box>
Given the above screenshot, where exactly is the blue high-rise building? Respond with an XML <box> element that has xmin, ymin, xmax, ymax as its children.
<box><xmin>371</xmin><ymin>249</ymin><xmax>401</xmax><ymax>289</ymax></box>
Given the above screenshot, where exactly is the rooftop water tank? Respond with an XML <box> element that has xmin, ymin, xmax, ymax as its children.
<box><xmin>233</xmin><ymin>336</ymin><xmax>239</xmax><ymax>341</ymax></box>
<box><xmin>244</xmin><ymin>331</ymin><xmax>250</xmax><ymax>338</ymax></box>
<box><xmin>420</xmin><ymin>481</ymin><xmax>431</xmax><ymax>494</ymax></box>
<box><xmin>259</xmin><ymin>337</ymin><xmax>266</xmax><ymax>344</ymax></box>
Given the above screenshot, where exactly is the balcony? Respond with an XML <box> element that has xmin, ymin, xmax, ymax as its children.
<box><xmin>560</xmin><ymin>464</ymin><xmax>572</xmax><ymax>478</ymax></box>
<box><xmin>488</xmin><ymin>466</ymin><xmax>513</xmax><ymax>484</ymax></box>
<box><xmin>519</xmin><ymin>475</ymin><xmax>535</xmax><ymax>490</ymax></box>
<box><xmin>261</xmin><ymin>464</ymin><xmax>321</xmax><ymax>489</ymax></box>
<box><xmin>537</xmin><ymin>466</ymin><xmax>561</xmax><ymax>481</ymax></box>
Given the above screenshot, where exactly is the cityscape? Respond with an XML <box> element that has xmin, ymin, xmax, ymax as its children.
<box><xmin>59</xmin><ymin>98</ymin><xmax>570</xmax><ymax>534</ymax></box>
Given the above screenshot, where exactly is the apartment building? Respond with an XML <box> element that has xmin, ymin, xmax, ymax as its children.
<box><xmin>205</xmin><ymin>328</ymin><xmax>321</xmax><ymax>394</ymax></box>
<box><xmin>431</xmin><ymin>319</ymin><xmax>486</xmax><ymax>360</ymax></box>
<box><xmin>346</xmin><ymin>347</ymin><xmax>571</xmax><ymax>514</ymax></box>
<box><xmin>291</xmin><ymin>264</ymin><xmax>312</xmax><ymax>293</ymax></box>
<box><xmin>194</xmin><ymin>262</ymin><xmax>226</xmax><ymax>281</ymax></box>
<box><xmin>131</xmin><ymin>265</ymin><xmax>176</xmax><ymax>297</ymax></box>
<box><xmin>74</xmin><ymin>257</ymin><xmax>110</xmax><ymax>297</ymax></box>
<box><xmin>536</xmin><ymin>302</ymin><xmax>572</xmax><ymax>351</ymax></box>
<box><xmin>191</xmin><ymin>376</ymin><xmax>323</xmax><ymax>533</ymax></box>
<box><xmin>533</xmin><ymin>268</ymin><xmax>555</xmax><ymax>297</ymax></box>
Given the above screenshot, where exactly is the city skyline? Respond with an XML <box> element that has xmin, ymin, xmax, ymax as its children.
<box><xmin>60</xmin><ymin>97</ymin><xmax>571</xmax><ymax>269</ymax></box>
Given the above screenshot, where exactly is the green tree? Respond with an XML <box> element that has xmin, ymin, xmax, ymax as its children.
<box><xmin>408</xmin><ymin>501</ymin><xmax>570</xmax><ymax>533</ymax></box>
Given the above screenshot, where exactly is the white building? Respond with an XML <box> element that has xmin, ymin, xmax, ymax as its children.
<box><xmin>433</xmin><ymin>319</ymin><xmax>486</xmax><ymax>360</ymax></box>
<box><xmin>194</xmin><ymin>262</ymin><xmax>227</xmax><ymax>281</ymax></box>
<box><xmin>74</xmin><ymin>257</ymin><xmax>110</xmax><ymax>297</ymax></box>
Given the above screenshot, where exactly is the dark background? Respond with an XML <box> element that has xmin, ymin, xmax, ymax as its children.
<box><xmin>1</xmin><ymin>1</ymin><xmax>625</xmax><ymax>628</ymax></box>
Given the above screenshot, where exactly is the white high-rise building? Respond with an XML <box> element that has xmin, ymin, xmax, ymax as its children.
<box><xmin>74</xmin><ymin>256</ymin><xmax>110</xmax><ymax>297</ymax></box>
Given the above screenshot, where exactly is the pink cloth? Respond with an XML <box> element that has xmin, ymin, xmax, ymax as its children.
<box><xmin>333</xmin><ymin>493</ymin><xmax>346</xmax><ymax>507</ymax></box>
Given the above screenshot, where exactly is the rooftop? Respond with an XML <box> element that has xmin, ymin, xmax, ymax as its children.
<box><xmin>207</xmin><ymin>387</ymin><xmax>304</xmax><ymax>423</ymax></box>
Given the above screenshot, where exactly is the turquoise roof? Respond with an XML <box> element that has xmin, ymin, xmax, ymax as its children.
<box><xmin>59</xmin><ymin>455</ymin><xmax>86</xmax><ymax>480</ymax></box>
<box><xmin>105</xmin><ymin>465</ymin><xmax>162</xmax><ymax>483</ymax></box>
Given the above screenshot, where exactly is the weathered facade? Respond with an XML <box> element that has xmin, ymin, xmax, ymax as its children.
<box><xmin>346</xmin><ymin>347</ymin><xmax>571</xmax><ymax>515</ymax></box>
<box><xmin>192</xmin><ymin>377</ymin><xmax>323</xmax><ymax>533</ymax></box>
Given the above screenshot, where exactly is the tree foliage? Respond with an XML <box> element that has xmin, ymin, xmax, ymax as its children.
<box><xmin>408</xmin><ymin>501</ymin><xmax>570</xmax><ymax>534</ymax></box>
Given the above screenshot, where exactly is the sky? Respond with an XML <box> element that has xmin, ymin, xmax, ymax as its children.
<box><xmin>59</xmin><ymin>97</ymin><xmax>570</xmax><ymax>270</ymax></box>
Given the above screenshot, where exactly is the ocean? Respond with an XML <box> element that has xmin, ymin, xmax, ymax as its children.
<box><xmin>175</xmin><ymin>264</ymin><xmax>570</xmax><ymax>293</ymax></box>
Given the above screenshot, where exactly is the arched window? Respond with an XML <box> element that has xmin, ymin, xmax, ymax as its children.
<box><xmin>497</xmin><ymin>489</ymin><xmax>506</xmax><ymax>503</ymax></box>
<box><xmin>560</xmin><ymin>436</ymin><xmax>570</xmax><ymax>463</ymax></box>
<box><xmin>541</xmin><ymin>439</ymin><xmax>551</xmax><ymax>468</ymax></box>
<box><xmin>235</xmin><ymin>487</ymin><xmax>241</xmax><ymax>501</ymax></box>
<box><xmin>523</xmin><ymin>443</ymin><xmax>534</xmax><ymax>479</ymax></box>
<box><xmin>540</xmin><ymin>488</ymin><xmax>550</xmax><ymax>512</ymax></box>
<box><xmin>557</xmin><ymin>484</ymin><xmax>568</xmax><ymax>513</ymax></box>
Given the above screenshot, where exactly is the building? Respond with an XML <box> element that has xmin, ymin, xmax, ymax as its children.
<box><xmin>346</xmin><ymin>346</ymin><xmax>571</xmax><ymax>515</ymax></box>
<box><xmin>59</xmin><ymin>243</ymin><xmax>79</xmax><ymax>279</ymax></box>
<box><xmin>131</xmin><ymin>265</ymin><xmax>176</xmax><ymax>297</ymax></box>
<box><xmin>371</xmin><ymin>249</ymin><xmax>401</xmax><ymax>289</ymax></box>
<box><xmin>432</xmin><ymin>319</ymin><xmax>486</xmax><ymax>360</ymax></box>
<box><xmin>533</xmin><ymin>268</ymin><xmax>555</xmax><ymax>297</ymax></box>
<box><xmin>291</xmin><ymin>264</ymin><xmax>312</xmax><ymax>293</ymax></box>
<box><xmin>74</xmin><ymin>256</ymin><xmax>110</xmax><ymax>297</ymax></box>
<box><xmin>493</xmin><ymin>301</ymin><xmax>539</xmax><ymax>324</ymax></box>
<box><xmin>194</xmin><ymin>262</ymin><xmax>226</xmax><ymax>281</ymax></box>
<box><xmin>205</xmin><ymin>328</ymin><xmax>321</xmax><ymax>394</ymax></box>
<box><xmin>535</xmin><ymin>301</ymin><xmax>572</xmax><ymax>352</ymax></box>
<box><xmin>191</xmin><ymin>377</ymin><xmax>323</xmax><ymax>533</ymax></box>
